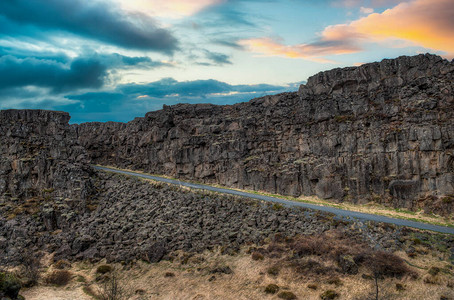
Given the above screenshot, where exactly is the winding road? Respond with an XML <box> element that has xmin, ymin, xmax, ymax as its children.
<box><xmin>93</xmin><ymin>165</ymin><xmax>454</xmax><ymax>235</ymax></box>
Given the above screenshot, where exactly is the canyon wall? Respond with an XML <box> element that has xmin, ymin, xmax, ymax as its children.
<box><xmin>77</xmin><ymin>54</ymin><xmax>454</xmax><ymax>215</ymax></box>
<box><xmin>0</xmin><ymin>109</ymin><xmax>93</xmax><ymax>212</ymax></box>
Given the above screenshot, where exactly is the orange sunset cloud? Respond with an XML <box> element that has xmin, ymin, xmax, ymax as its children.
<box><xmin>327</xmin><ymin>0</ymin><xmax>454</xmax><ymax>56</ymax></box>
<box><xmin>239</xmin><ymin>37</ymin><xmax>360</xmax><ymax>63</ymax></box>
<box><xmin>242</xmin><ymin>0</ymin><xmax>454</xmax><ymax>61</ymax></box>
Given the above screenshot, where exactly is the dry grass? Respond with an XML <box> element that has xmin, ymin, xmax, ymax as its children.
<box><xmin>20</xmin><ymin>230</ymin><xmax>454</xmax><ymax>300</ymax></box>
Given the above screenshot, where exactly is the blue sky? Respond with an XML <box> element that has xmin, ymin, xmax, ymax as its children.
<box><xmin>0</xmin><ymin>0</ymin><xmax>452</xmax><ymax>123</ymax></box>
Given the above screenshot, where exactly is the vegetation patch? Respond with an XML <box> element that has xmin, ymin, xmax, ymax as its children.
<box><xmin>0</xmin><ymin>272</ymin><xmax>22</xmax><ymax>299</ymax></box>
<box><xmin>44</xmin><ymin>270</ymin><xmax>72</xmax><ymax>286</ymax></box>
<box><xmin>320</xmin><ymin>290</ymin><xmax>339</xmax><ymax>299</ymax></box>
<box><xmin>264</xmin><ymin>283</ymin><xmax>279</xmax><ymax>294</ymax></box>
<box><xmin>96</xmin><ymin>265</ymin><xmax>113</xmax><ymax>274</ymax></box>
<box><xmin>277</xmin><ymin>291</ymin><xmax>297</xmax><ymax>299</ymax></box>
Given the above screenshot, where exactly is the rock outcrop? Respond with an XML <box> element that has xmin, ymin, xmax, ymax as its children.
<box><xmin>78</xmin><ymin>54</ymin><xmax>454</xmax><ymax>215</ymax></box>
<box><xmin>0</xmin><ymin>109</ymin><xmax>93</xmax><ymax>215</ymax></box>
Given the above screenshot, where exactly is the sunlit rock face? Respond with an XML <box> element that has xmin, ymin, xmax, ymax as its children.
<box><xmin>74</xmin><ymin>53</ymin><xmax>453</xmax><ymax>215</ymax></box>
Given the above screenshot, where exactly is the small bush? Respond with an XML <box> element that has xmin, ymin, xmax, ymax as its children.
<box><xmin>44</xmin><ymin>270</ymin><xmax>72</xmax><ymax>286</ymax></box>
<box><xmin>428</xmin><ymin>267</ymin><xmax>440</xmax><ymax>276</ymax></box>
<box><xmin>98</xmin><ymin>272</ymin><xmax>127</xmax><ymax>300</ymax></box>
<box><xmin>320</xmin><ymin>290</ymin><xmax>339</xmax><ymax>300</ymax></box>
<box><xmin>164</xmin><ymin>272</ymin><xmax>175</xmax><ymax>277</ymax></box>
<box><xmin>326</xmin><ymin>277</ymin><xmax>342</xmax><ymax>286</ymax></box>
<box><xmin>135</xmin><ymin>289</ymin><xmax>146</xmax><ymax>295</ymax></box>
<box><xmin>291</xmin><ymin>259</ymin><xmax>332</xmax><ymax>275</ymax></box>
<box><xmin>97</xmin><ymin>265</ymin><xmax>113</xmax><ymax>274</ymax></box>
<box><xmin>267</xmin><ymin>266</ymin><xmax>280</xmax><ymax>276</ymax></box>
<box><xmin>307</xmin><ymin>283</ymin><xmax>318</xmax><ymax>290</ymax></box>
<box><xmin>369</xmin><ymin>251</ymin><xmax>413</xmax><ymax>278</ymax></box>
<box><xmin>54</xmin><ymin>260</ymin><xmax>71</xmax><ymax>270</ymax></box>
<box><xmin>267</xmin><ymin>243</ymin><xmax>286</xmax><ymax>257</ymax></box>
<box><xmin>412</xmin><ymin>238</ymin><xmax>422</xmax><ymax>245</ymax></box>
<box><xmin>277</xmin><ymin>291</ymin><xmax>297</xmax><ymax>299</ymax></box>
<box><xmin>290</xmin><ymin>236</ymin><xmax>330</xmax><ymax>257</ymax></box>
<box><xmin>264</xmin><ymin>284</ymin><xmax>279</xmax><ymax>294</ymax></box>
<box><xmin>20</xmin><ymin>251</ymin><xmax>41</xmax><ymax>287</ymax></box>
<box><xmin>251</xmin><ymin>252</ymin><xmax>264</xmax><ymax>261</ymax></box>
<box><xmin>395</xmin><ymin>283</ymin><xmax>405</xmax><ymax>291</ymax></box>
<box><xmin>0</xmin><ymin>272</ymin><xmax>22</xmax><ymax>299</ymax></box>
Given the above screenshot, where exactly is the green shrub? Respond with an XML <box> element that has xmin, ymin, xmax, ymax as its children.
<box><xmin>264</xmin><ymin>284</ymin><xmax>279</xmax><ymax>294</ymax></box>
<box><xmin>0</xmin><ymin>272</ymin><xmax>22</xmax><ymax>299</ymax></box>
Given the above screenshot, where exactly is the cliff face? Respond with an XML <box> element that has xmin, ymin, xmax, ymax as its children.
<box><xmin>77</xmin><ymin>54</ymin><xmax>454</xmax><ymax>215</ymax></box>
<box><xmin>0</xmin><ymin>110</ymin><xmax>93</xmax><ymax>213</ymax></box>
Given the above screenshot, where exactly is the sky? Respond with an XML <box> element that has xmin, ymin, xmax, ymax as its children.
<box><xmin>0</xmin><ymin>0</ymin><xmax>453</xmax><ymax>123</ymax></box>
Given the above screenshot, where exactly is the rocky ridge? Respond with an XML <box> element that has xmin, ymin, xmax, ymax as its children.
<box><xmin>78</xmin><ymin>54</ymin><xmax>454</xmax><ymax>215</ymax></box>
<box><xmin>0</xmin><ymin>109</ymin><xmax>93</xmax><ymax>209</ymax></box>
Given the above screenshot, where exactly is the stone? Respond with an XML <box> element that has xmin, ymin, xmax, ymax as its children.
<box><xmin>338</xmin><ymin>255</ymin><xmax>358</xmax><ymax>275</ymax></box>
<box><xmin>143</xmin><ymin>241</ymin><xmax>167</xmax><ymax>263</ymax></box>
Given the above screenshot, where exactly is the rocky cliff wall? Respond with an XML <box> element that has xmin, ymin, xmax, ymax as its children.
<box><xmin>77</xmin><ymin>54</ymin><xmax>454</xmax><ymax>215</ymax></box>
<box><xmin>0</xmin><ymin>109</ymin><xmax>93</xmax><ymax>213</ymax></box>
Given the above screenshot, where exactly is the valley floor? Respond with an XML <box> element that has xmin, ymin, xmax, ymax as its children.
<box><xmin>20</xmin><ymin>230</ymin><xmax>454</xmax><ymax>300</ymax></box>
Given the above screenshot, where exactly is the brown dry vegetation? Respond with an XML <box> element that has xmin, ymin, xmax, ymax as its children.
<box><xmin>19</xmin><ymin>229</ymin><xmax>454</xmax><ymax>300</ymax></box>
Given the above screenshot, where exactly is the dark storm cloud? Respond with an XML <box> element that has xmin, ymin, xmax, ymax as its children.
<box><xmin>0</xmin><ymin>55</ymin><xmax>107</xmax><ymax>92</ymax></box>
<box><xmin>0</xmin><ymin>0</ymin><xmax>178</xmax><ymax>52</ymax></box>
<box><xmin>0</xmin><ymin>53</ymin><xmax>171</xmax><ymax>93</ymax></box>
<box><xmin>0</xmin><ymin>47</ymin><xmax>71</xmax><ymax>63</ymax></box>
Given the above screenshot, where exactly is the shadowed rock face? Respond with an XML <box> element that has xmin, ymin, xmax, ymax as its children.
<box><xmin>77</xmin><ymin>54</ymin><xmax>454</xmax><ymax>215</ymax></box>
<box><xmin>0</xmin><ymin>109</ymin><xmax>93</xmax><ymax>212</ymax></box>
